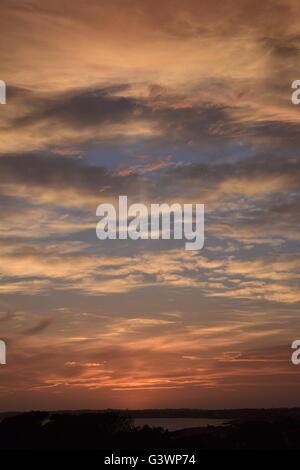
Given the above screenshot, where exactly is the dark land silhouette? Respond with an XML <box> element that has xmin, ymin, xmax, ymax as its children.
<box><xmin>0</xmin><ymin>409</ymin><xmax>300</xmax><ymax>450</ymax></box>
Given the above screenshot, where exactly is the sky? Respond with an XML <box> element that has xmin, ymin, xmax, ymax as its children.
<box><xmin>0</xmin><ymin>0</ymin><xmax>300</xmax><ymax>411</ymax></box>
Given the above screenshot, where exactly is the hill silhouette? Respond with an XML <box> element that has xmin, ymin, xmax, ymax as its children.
<box><xmin>0</xmin><ymin>409</ymin><xmax>300</xmax><ymax>450</ymax></box>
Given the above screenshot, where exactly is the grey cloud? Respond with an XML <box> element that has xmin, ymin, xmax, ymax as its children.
<box><xmin>21</xmin><ymin>317</ymin><xmax>53</xmax><ymax>336</ymax></box>
<box><xmin>13</xmin><ymin>85</ymin><xmax>142</xmax><ymax>130</ymax></box>
<box><xmin>0</xmin><ymin>152</ymin><xmax>150</xmax><ymax>200</ymax></box>
<box><xmin>6</xmin><ymin>80</ymin><xmax>300</xmax><ymax>154</ymax></box>
<box><xmin>168</xmin><ymin>153</ymin><xmax>300</xmax><ymax>191</ymax></box>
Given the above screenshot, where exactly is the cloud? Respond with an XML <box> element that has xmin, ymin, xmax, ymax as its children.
<box><xmin>1</xmin><ymin>0</ymin><xmax>300</xmax><ymax>154</ymax></box>
<box><xmin>1</xmin><ymin>0</ymin><xmax>300</xmax><ymax>409</ymax></box>
<box><xmin>0</xmin><ymin>240</ymin><xmax>299</xmax><ymax>304</ymax></box>
<box><xmin>0</xmin><ymin>153</ymin><xmax>150</xmax><ymax>208</ymax></box>
<box><xmin>21</xmin><ymin>317</ymin><xmax>53</xmax><ymax>336</ymax></box>
<box><xmin>0</xmin><ymin>315</ymin><xmax>294</xmax><ymax>398</ymax></box>
<box><xmin>113</xmin><ymin>157</ymin><xmax>172</xmax><ymax>176</ymax></box>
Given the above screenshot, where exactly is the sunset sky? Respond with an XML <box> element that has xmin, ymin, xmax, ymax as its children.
<box><xmin>1</xmin><ymin>0</ymin><xmax>300</xmax><ymax>410</ymax></box>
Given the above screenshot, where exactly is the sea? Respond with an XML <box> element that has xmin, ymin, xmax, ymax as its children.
<box><xmin>134</xmin><ymin>417</ymin><xmax>227</xmax><ymax>431</ymax></box>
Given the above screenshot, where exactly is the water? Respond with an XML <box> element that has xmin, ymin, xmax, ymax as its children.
<box><xmin>134</xmin><ymin>417</ymin><xmax>226</xmax><ymax>431</ymax></box>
